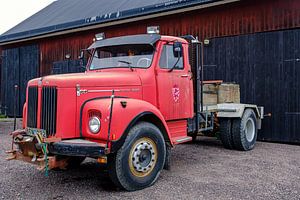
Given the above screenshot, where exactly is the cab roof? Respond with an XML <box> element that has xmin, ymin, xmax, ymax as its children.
<box><xmin>88</xmin><ymin>34</ymin><xmax>187</xmax><ymax>49</ymax></box>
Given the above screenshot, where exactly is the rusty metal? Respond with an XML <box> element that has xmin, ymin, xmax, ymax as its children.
<box><xmin>6</xmin><ymin>128</ymin><xmax>69</xmax><ymax>171</ymax></box>
<box><xmin>10</xmin><ymin>129</ymin><xmax>27</xmax><ymax>137</ymax></box>
<box><xmin>10</xmin><ymin>129</ymin><xmax>26</xmax><ymax>151</ymax></box>
<box><xmin>6</xmin><ymin>151</ymin><xmax>68</xmax><ymax>170</ymax></box>
<box><xmin>43</xmin><ymin>137</ymin><xmax>61</xmax><ymax>143</ymax></box>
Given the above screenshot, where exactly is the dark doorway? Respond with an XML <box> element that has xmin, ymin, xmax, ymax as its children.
<box><xmin>1</xmin><ymin>45</ymin><xmax>39</xmax><ymax>117</ymax></box>
<box><xmin>204</xmin><ymin>29</ymin><xmax>300</xmax><ymax>143</ymax></box>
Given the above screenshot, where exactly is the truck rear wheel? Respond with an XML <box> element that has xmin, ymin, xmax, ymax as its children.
<box><xmin>219</xmin><ymin>119</ymin><xmax>234</xmax><ymax>149</ymax></box>
<box><xmin>232</xmin><ymin>109</ymin><xmax>258</xmax><ymax>151</ymax></box>
<box><xmin>108</xmin><ymin>122</ymin><xmax>166</xmax><ymax>191</ymax></box>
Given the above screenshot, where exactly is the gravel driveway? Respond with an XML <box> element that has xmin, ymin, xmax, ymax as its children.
<box><xmin>0</xmin><ymin>119</ymin><xmax>299</xmax><ymax>200</ymax></box>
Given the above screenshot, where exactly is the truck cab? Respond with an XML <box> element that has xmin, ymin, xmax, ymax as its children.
<box><xmin>8</xmin><ymin>28</ymin><xmax>263</xmax><ymax>191</ymax></box>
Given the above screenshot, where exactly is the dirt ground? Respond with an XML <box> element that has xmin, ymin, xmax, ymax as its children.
<box><xmin>0</xmin><ymin>119</ymin><xmax>299</xmax><ymax>200</ymax></box>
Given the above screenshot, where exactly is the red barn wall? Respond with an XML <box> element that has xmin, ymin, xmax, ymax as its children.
<box><xmin>2</xmin><ymin>0</ymin><xmax>300</xmax><ymax>75</ymax></box>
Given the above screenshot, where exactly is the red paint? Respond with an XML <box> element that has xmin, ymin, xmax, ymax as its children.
<box><xmin>81</xmin><ymin>98</ymin><xmax>172</xmax><ymax>144</ymax></box>
<box><xmin>22</xmin><ymin>104</ymin><xmax>26</xmax><ymax>129</ymax></box>
<box><xmin>155</xmin><ymin>41</ymin><xmax>193</xmax><ymax>120</ymax></box>
<box><xmin>24</xmin><ymin>36</ymin><xmax>194</xmax><ymax>148</ymax></box>
<box><xmin>166</xmin><ymin>120</ymin><xmax>188</xmax><ymax>144</ymax></box>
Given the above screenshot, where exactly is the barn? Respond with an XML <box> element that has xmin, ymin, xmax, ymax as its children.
<box><xmin>0</xmin><ymin>0</ymin><xmax>299</xmax><ymax>143</ymax></box>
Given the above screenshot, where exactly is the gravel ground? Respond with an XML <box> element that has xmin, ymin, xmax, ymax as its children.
<box><xmin>0</xmin><ymin>119</ymin><xmax>299</xmax><ymax>200</ymax></box>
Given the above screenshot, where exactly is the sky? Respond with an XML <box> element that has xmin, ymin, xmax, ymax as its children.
<box><xmin>0</xmin><ymin>0</ymin><xmax>56</xmax><ymax>35</ymax></box>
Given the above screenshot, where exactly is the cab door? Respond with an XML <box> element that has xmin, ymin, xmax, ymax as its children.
<box><xmin>156</xmin><ymin>42</ymin><xmax>193</xmax><ymax>120</ymax></box>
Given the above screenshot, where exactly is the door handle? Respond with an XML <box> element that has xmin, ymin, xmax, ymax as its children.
<box><xmin>181</xmin><ymin>74</ymin><xmax>189</xmax><ymax>78</ymax></box>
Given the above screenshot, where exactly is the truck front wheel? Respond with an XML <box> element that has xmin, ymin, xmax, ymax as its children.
<box><xmin>232</xmin><ymin>109</ymin><xmax>258</xmax><ymax>151</ymax></box>
<box><xmin>108</xmin><ymin>122</ymin><xmax>166</xmax><ymax>191</ymax></box>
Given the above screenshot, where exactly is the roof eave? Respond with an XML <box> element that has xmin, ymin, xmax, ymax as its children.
<box><xmin>0</xmin><ymin>0</ymin><xmax>240</xmax><ymax>46</ymax></box>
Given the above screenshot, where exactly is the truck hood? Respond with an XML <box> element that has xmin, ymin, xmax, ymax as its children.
<box><xmin>28</xmin><ymin>72</ymin><xmax>142</xmax><ymax>88</ymax></box>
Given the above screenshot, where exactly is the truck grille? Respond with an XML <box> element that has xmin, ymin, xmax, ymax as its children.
<box><xmin>27</xmin><ymin>87</ymin><xmax>38</xmax><ymax>128</ymax></box>
<box><xmin>41</xmin><ymin>86</ymin><xmax>57</xmax><ymax>136</ymax></box>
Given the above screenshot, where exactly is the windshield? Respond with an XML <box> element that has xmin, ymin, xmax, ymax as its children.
<box><xmin>89</xmin><ymin>44</ymin><xmax>154</xmax><ymax>70</ymax></box>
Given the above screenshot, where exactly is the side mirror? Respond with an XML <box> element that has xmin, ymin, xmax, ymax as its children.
<box><xmin>173</xmin><ymin>42</ymin><xmax>182</xmax><ymax>58</ymax></box>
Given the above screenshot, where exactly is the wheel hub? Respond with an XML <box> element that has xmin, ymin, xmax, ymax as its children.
<box><xmin>245</xmin><ymin>118</ymin><xmax>255</xmax><ymax>142</ymax></box>
<box><xmin>132</xmin><ymin>141</ymin><xmax>155</xmax><ymax>173</ymax></box>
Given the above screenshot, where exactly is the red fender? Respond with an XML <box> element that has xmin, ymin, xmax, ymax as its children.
<box><xmin>81</xmin><ymin>97</ymin><xmax>173</xmax><ymax>150</ymax></box>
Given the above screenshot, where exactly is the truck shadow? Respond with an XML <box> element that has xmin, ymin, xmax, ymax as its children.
<box><xmin>51</xmin><ymin>160</ymin><xmax>120</xmax><ymax>192</ymax></box>
<box><xmin>47</xmin><ymin>138</ymin><xmax>225</xmax><ymax>192</ymax></box>
<box><xmin>186</xmin><ymin>137</ymin><xmax>224</xmax><ymax>148</ymax></box>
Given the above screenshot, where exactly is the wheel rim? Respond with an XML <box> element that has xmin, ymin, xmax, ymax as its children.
<box><xmin>129</xmin><ymin>137</ymin><xmax>157</xmax><ymax>178</ymax></box>
<box><xmin>245</xmin><ymin>118</ymin><xmax>255</xmax><ymax>142</ymax></box>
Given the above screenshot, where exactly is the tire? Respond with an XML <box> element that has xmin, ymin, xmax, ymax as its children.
<box><xmin>219</xmin><ymin>119</ymin><xmax>234</xmax><ymax>149</ymax></box>
<box><xmin>232</xmin><ymin>109</ymin><xmax>258</xmax><ymax>151</ymax></box>
<box><xmin>108</xmin><ymin>122</ymin><xmax>166</xmax><ymax>191</ymax></box>
<box><xmin>192</xmin><ymin>133</ymin><xmax>197</xmax><ymax>142</ymax></box>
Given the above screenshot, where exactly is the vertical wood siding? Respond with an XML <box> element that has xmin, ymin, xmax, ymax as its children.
<box><xmin>204</xmin><ymin>29</ymin><xmax>300</xmax><ymax>143</ymax></box>
<box><xmin>37</xmin><ymin>0</ymin><xmax>300</xmax><ymax>76</ymax></box>
<box><xmin>1</xmin><ymin>45</ymin><xmax>39</xmax><ymax>116</ymax></box>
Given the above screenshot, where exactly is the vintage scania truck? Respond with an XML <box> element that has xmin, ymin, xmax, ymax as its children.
<box><xmin>7</xmin><ymin>27</ymin><xmax>263</xmax><ymax>191</ymax></box>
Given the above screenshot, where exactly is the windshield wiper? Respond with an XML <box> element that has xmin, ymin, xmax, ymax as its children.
<box><xmin>118</xmin><ymin>60</ymin><xmax>134</xmax><ymax>71</ymax></box>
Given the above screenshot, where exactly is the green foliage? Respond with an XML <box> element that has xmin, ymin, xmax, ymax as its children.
<box><xmin>0</xmin><ymin>114</ymin><xmax>7</xmax><ymax>119</ymax></box>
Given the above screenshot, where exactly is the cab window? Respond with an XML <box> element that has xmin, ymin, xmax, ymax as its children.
<box><xmin>90</xmin><ymin>44</ymin><xmax>154</xmax><ymax>70</ymax></box>
<box><xmin>159</xmin><ymin>44</ymin><xmax>183</xmax><ymax>70</ymax></box>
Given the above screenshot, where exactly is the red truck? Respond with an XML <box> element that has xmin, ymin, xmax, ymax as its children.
<box><xmin>7</xmin><ymin>27</ymin><xmax>263</xmax><ymax>191</ymax></box>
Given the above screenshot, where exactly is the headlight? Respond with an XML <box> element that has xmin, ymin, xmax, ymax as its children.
<box><xmin>89</xmin><ymin>116</ymin><xmax>101</xmax><ymax>133</ymax></box>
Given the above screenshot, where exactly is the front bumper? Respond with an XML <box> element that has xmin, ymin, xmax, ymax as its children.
<box><xmin>48</xmin><ymin>139</ymin><xmax>106</xmax><ymax>157</ymax></box>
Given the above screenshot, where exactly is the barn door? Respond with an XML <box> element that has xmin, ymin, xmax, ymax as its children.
<box><xmin>1</xmin><ymin>45</ymin><xmax>39</xmax><ymax>117</ymax></box>
<box><xmin>204</xmin><ymin>29</ymin><xmax>300</xmax><ymax>143</ymax></box>
<box><xmin>1</xmin><ymin>48</ymin><xmax>20</xmax><ymax>117</ymax></box>
<box><xmin>1</xmin><ymin>50</ymin><xmax>7</xmax><ymax>115</ymax></box>
<box><xmin>19</xmin><ymin>45</ymin><xmax>39</xmax><ymax>111</ymax></box>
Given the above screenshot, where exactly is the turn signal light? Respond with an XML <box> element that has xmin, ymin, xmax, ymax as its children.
<box><xmin>97</xmin><ymin>156</ymin><xmax>107</xmax><ymax>164</ymax></box>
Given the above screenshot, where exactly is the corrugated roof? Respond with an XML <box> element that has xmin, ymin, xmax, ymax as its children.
<box><xmin>0</xmin><ymin>0</ymin><xmax>224</xmax><ymax>43</ymax></box>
